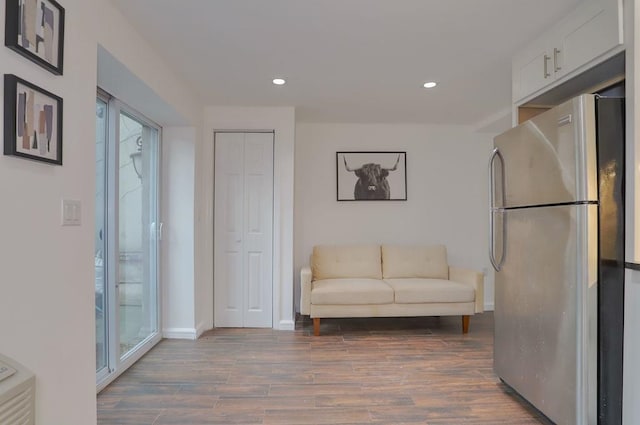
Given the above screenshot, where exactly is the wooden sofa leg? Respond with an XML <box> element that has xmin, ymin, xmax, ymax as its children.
<box><xmin>462</xmin><ymin>315</ymin><xmax>470</xmax><ymax>334</ymax></box>
<box><xmin>313</xmin><ymin>318</ymin><xmax>320</xmax><ymax>336</ymax></box>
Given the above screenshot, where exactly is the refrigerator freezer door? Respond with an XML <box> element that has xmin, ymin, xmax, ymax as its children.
<box><xmin>494</xmin><ymin>204</ymin><xmax>597</xmax><ymax>425</ymax></box>
<box><xmin>493</xmin><ymin>95</ymin><xmax>598</xmax><ymax>208</ymax></box>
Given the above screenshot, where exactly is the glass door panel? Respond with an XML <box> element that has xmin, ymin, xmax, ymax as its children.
<box><xmin>95</xmin><ymin>98</ymin><xmax>108</xmax><ymax>374</ymax></box>
<box><xmin>118</xmin><ymin>112</ymin><xmax>159</xmax><ymax>359</ymax></box>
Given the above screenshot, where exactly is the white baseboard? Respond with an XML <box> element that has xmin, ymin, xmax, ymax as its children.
<box><xmin>163</xmin><ymin>327</ymin><xmax>197</xmax><ymax>340</ymax></box>
<box><xmin>484</xmin><ymin>303</ymin><xmax>495</xmax><ymax>311</ymax></box>
<box><xmin>278</xmin><ymin>319</ymin><xmax>295</xmax><ymax>330</ymax></box>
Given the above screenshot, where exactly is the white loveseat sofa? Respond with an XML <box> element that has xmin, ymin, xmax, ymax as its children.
<box><xmin>300</xmin><ymin>244</ymin><xmax>484</xmax><ymax>336</ymax></box>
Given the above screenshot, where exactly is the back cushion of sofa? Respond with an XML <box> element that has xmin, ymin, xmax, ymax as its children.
<box><xmin>382</xmin><ymin>244</ymin><xmax>448</xmax><ymax>279</ymax></box>
<box><xmin>312</xmin><ymin>245</ymin><xmax>382</xmax><ymax>280</ymax></box>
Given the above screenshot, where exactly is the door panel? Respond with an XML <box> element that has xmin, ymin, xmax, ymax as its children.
<box><xmin>247</xmin><ymin>175</ymin><xmax>262</xmax><ymax>232</ymax></box>
<box><xmin>493</xmin><ymin>95</ymin><xmax>597</xmax><ymax>208</ymax></box>
<box><xmin>214</xmin><ymin>132</ymin><xmax>273</xmax><ymax>328</ymax></box>
<box><xmin>243</xmin><ymin>133</ymin><xmax>273</xmax><ymax>327</ymax></box>
<box><xmin>117</xmin><ymin>113</ymin><xmax>160</xmax><ymax>359</ymax></box>
<box><xmin>215</xmin><ymin>134</ymin><xmax>244</xmax><ymax>327</ymax></box>
<box><xmin>95</xmin><ymin>98</ymin><xmax>108</xmax><ymax>377</ymax></box>
<box><xmin>518</xmin><ymin>50</ymin><xmax>552</xmax><ymax>98</ymax></box>
<box><xmin>561</xmin><ymin>0</ymin><xmax>622</xmax><ymax>75</ymax></box>
<box><xmin>248</xmin><ymin>252</ymin><xmax>262</xmax><ymax>311</ymax></box>
<box><xmin>494</xmin><ymin>204</ymin><xmax>597</xmax><ymax>425</ymax></box>
<box><xmin>225</xmin><ymin>252</ymin><xmax>242</xmax><ymax>310</ymax></box>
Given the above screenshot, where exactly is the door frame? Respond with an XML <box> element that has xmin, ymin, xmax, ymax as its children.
<box><xmin>212</xmin><ymin>130</ymin><xmax>275</xmax><ymax>328</ymax></box>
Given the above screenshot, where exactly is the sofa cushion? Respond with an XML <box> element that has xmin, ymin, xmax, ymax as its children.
<box><xmin>382</xmin><ymin>245</ymin><xmax>448</xmax><ymax>279</ymax></box>
<box><xmin>385</xmin><ymin>278</ymin><xmax>474</xmax><ymax>304</ymax></box>
<box><xmin>311</xmin><ymin>278</ymin><xmax>393</xmax><ymax>305</ymax></box>
<box><xmin>312</xmin><ymin>245</ymin><xmax>382</xmax><ymax>280</ymax></box>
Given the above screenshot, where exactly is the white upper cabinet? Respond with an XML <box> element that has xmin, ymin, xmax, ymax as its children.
<box><xmin>560</xmin><ymin>0</ymin><xmax>623</xmax><ymax>73</ymax></box>
<box><xmin>513</xmin><ymin>0</ymin><xmax>623</xmax><ymax>103</ymax></box>
<box><xmin>513</xmin><ymin>33</ymin><xmax>556</xmax><ymax>100</ymax></box>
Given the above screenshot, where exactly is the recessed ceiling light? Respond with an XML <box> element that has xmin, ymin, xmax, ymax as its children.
<box><xmin>272</xmin><ymin>78</ymin><xmax>286</xmax><ymax>85</ymax></box>
<box><xmin>423</xmin><ymin>81</ymin><xmax>437</xmax><ymax>89</ymax></box>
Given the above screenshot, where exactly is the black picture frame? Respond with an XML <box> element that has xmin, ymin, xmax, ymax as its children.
<box><xmin>5</xmin><ymin>0</ymin><xmax>65</xmax><ymax>75</ymax></box>
<box><xmin>337</xmin><ymin>151</ymin><xmax>407</xmax><ymax>201</ymax></box>
<box><xmin>4</xmin><ymin>74</ymin><xmax>63</xmax><ymax>165</ymax></box>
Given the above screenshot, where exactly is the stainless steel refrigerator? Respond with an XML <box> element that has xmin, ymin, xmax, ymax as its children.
<box><xmin>489</xmin><ymin>94</ymin><xmax>624</xmax><ymax>425</ymax></box>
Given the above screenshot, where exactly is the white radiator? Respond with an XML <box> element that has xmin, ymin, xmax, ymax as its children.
<box><xmin>0</xmin><ymin>354</ymin><xmax>34</xmax><ymax>425</ymax></box>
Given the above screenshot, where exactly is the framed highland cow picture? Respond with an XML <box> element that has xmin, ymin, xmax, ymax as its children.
<box><xmin>337</xmin><ymin>151</ymin><xmax>407</xmax><ymax>201</ymax></box>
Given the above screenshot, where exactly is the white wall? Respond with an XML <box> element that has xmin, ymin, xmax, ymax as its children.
<box><xmin>95</xmin><ymin>1</ymin><xmax>201</xmax><ymax>127</ymax></box>
<box><xmin>0</xmin><ymin>0</ymin><xmax>98</xmax><ymax>423</ymax></box>
<box><xmin>162</xmin><ymin>127</ymin><xmax>197</xmax><ymax>338</ymax></box>
<box><xmin>95</xmin><ymin>0</ymin><xmax>203</xmax><ymax>340</ymax></box>
<box><xmin>294</xmin><ymin>123</ymin><xmax>494</xmax><ymax>311</ymax></box>
<box><xmin>0</xmin><ymin>0</ymin><xmax>204</xmax><ymax>422</ymax></box>
<box><xmin>200</xmin><ymin>107</ymin><xmax>296</xmax><ymax>330</ymax></box>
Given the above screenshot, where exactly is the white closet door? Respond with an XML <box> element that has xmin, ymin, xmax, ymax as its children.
<box><xmin>214</xmin><ymin>133</ymin><xmax>245</xmax><ymax>327</ymax></box>
<box><xmin>243</xmin><ymin>133</ymin><xmax>273</xmax><ymax>327</ymax></box>
<box><xmin>214</xmin><ymin>132</ymin><xmax>273</xmax><ymax>328</ymax></box>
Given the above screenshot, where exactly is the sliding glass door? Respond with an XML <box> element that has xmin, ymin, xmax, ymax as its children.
<box><xmin>96</xmin><ymin>92</ymin><xmax>161</xmax><ymax>389</ymax></box>
<box><xmin>117</xmin><ymin>112</ymin><xmax>160</xmax><ymax>359</ymax></box>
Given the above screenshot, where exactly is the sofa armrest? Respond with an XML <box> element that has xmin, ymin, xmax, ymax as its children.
<box><xmin>449</xmin><ymin>266</ymin><xmax>484</xmax><ymax>313</ymax></box>
<box><xmin>300</xmin><ymin>266</ymin><xmax>312</xmax><ymax>315</ymax></box>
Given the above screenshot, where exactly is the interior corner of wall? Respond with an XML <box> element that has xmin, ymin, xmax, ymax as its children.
<box><xmin>195</xmin><ymin>321</ymin><xmax>210</xmax><ymax>339</ymax></box>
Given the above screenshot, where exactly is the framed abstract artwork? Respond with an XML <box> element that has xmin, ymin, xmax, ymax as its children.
<box><xmin>5</xmin><ymin>0</ymin><xmax>65</xmax><ymax>75</ymax></box>
<box><xmin>4</xmin><ymin>74</ymin><xmax>63</xmax><ymax>165</ymax></box>
<box><xmin>336</xmin><ymin>151</ymin><xmax>407</xmax><ymax>201</ymax></box>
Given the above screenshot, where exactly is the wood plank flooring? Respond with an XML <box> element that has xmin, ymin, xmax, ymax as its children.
<box><xmin>98</xmin><ymin>313</ymin><xmax>553</xmax><ymax>425</ymax></box>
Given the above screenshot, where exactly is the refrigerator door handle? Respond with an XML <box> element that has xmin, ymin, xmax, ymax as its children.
<box><xmin>489</xmin><ymin>148</ymin><xmax>506</xmax><ymax>271</ymax></box>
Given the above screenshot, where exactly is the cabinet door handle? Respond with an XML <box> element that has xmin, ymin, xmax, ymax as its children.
<box><xmin>543</xmin><ymin>54</ymin><xmax>551</xmax><ymax>78</ymax></box>
<box><xmin>553</xmin><ymin>48</ymin><xmax>562</xmax><ymax>72</ymax></box>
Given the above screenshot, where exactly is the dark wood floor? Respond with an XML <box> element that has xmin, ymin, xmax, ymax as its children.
<box><xmin>98</xmin><ymin>312</ymin><xmax>552</xmax><ymax>424</ymax></box>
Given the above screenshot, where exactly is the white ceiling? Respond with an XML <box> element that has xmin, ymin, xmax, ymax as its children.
<box><xmin>110</xmin><ymin>0</ymin><xmax>581</xmax><ymax>126</ymax></box>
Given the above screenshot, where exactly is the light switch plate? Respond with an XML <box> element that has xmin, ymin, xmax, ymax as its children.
<box><xmin>61</xmin><ymin>199</ymin><xmax>81</xmax><ymax>226</ymax></box>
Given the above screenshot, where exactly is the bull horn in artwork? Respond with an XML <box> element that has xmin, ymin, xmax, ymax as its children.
<box><xmin>344</xmin><ymin>156</ymin><xmax>358</xmax><ymax>172</ymax></box>
<box><xmin>383</xmin><ymin>154</ymin><xmax>401</xmax><ymax>171</ymax></box>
